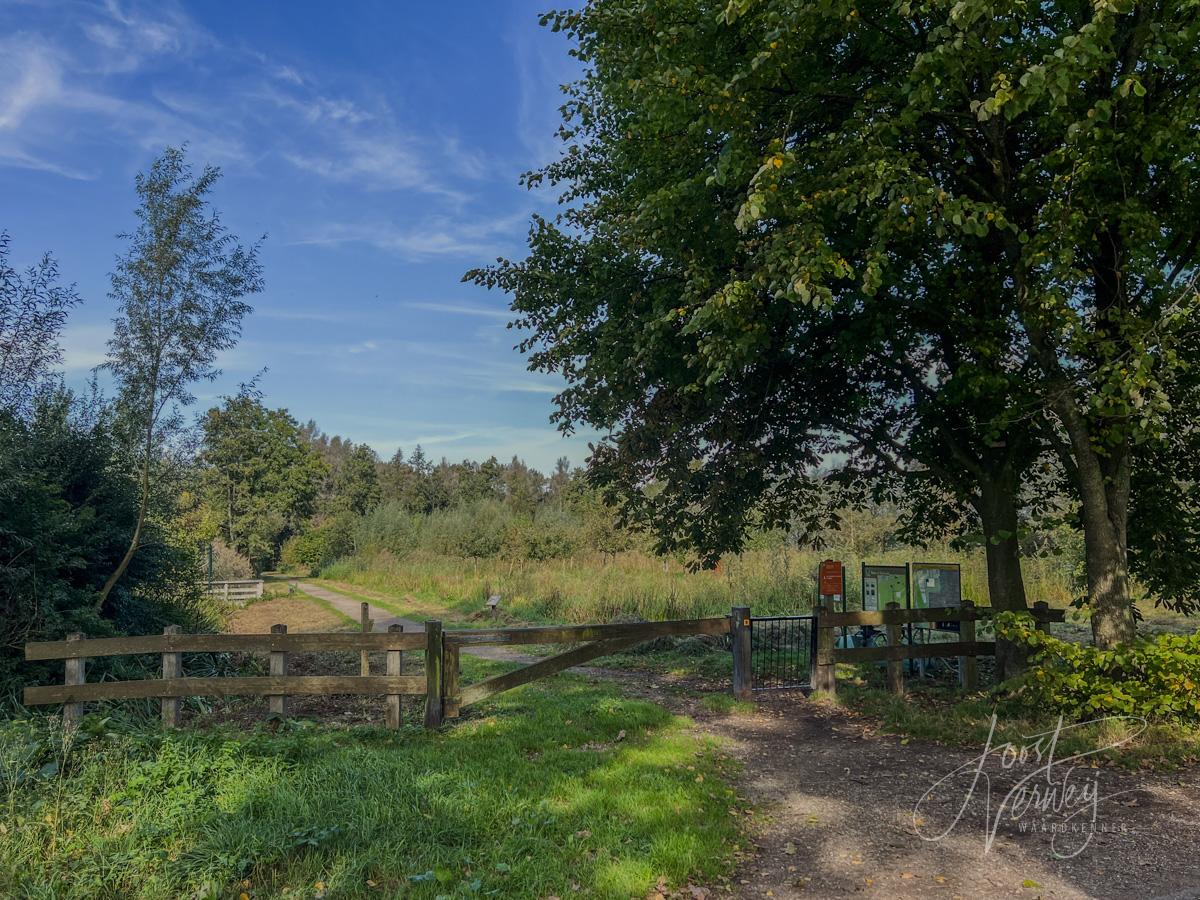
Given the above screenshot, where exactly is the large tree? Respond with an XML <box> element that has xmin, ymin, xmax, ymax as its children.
<box><xmin>198</xmin><ymin>392</ymin><xmax>326</xmax><ymax>572</ymax></box>
<box><xmin>100</xmin><ymin>147</ymin><xmax>263</xmax><ymax>607</ymax></box>
<box><xmin>473</xmin><ymin>0</ymin><xmax>1200</xmax><ymax>648</ymax></box>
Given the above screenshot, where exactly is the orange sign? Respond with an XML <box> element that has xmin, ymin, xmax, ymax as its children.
<box><xmin>818</xmin><ymin>559</ymin><xmax>843</xmax><ymax>597</ymax></box>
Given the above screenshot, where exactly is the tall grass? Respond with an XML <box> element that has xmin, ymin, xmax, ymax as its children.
<box><xmin>322</xmin><ymin>544</ymin><xmax>1079</xmax><ymax>624</ymax></box>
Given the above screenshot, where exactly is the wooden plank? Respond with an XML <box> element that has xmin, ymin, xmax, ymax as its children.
<box><xmin>445</xmin><ymin>644</ymin><xmax>461</xmax><ymax>718</ymax></box>
<box><xmin>823</xmin><ymin>606</ymin><xmax>979</xmax><ymax>627</ymax></box>
<box><xmin>424</xmin><ymin>620</ymin><xmax>444</xmax><ymax>729</ymax></box>
<box><xmin>444</xmin><ymin>616</ymin><xmax>730</xmax><ymax>647</ymax></box>
<box><xmin>386</xmin><ymin>624</ymin><xmax>403</xmax><ymax>729</ymax></box>
<box><xmin>731</xmin><ymin>606</ymin><xmax>752</xmax><ymax>700</ymax></box>
<box><xmin>833</xmin><ymin>641</ymin><xmax>996</xmax><ymax>663</ymax></box>
<box><xmin>960</xmin><ymin>600</ymin><xmax>979</xmax><ymax>690</ymax></box>
<box><xmin>360</xmin><ymin>602</ymin><xmax>371</xmax><ymax>677</ymax></box>
<box><xmin>25</xmin><ymin>630</ymin><xmax>426</xmax><ymax>660</ymax></box>
<box><xmin>24</xmin><ymin>675</ymin><xmax>428</xmax><ymax>706</ymax></box>
<box><xmin>161</xmin><ymin>625</ymin><xmax>182</xmax><ymax>728</ymax></box>
<box><xmin>269</xmin><ymin>624</ymin><xmax>288</xmax><ymax>719</ymax></box>
<box><xmin>63</xmin><ymin>633</ymin><xmax>84</xmax><ymax>730</ymax></box>
<box><xmin>459</xmin><ymin>635</ymin><xmax>642</xmax><ymax>708</ymax></box>
<box><xmin>813</xmin><ymin>603</ymin><xmax>836</xmax><ymax>696</ymax></box>
<box><xmin>885</xmin><ymin>602</ymin><xmax>905</xmax><ymax>695</ymax></box>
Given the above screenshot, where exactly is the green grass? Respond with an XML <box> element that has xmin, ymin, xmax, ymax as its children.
<box><xmin>0</xmin><ymin>661</ymin><xmax>741</xmax><ymax>900</ymax></box>
<box><xmin>697</xmin><ymin>695</ymin><xmax>756</xmax><ymax>716</ymax></box>
<box><xmin>836</xmin><ymin>669</ymin><xmax>1200</xmax><ymax>770</ymax></box>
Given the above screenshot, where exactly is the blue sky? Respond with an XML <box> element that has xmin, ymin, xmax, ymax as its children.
<box><xmin>0</xmin><ymin>0</ymin><xmax>596</xmax><ymax>471</ymax></box>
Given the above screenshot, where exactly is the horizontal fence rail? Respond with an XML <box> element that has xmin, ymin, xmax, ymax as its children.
<box><xmin>443</xmin><ymin>617</ymin><xmax>731</xmax><ymax>647</ymax></box>
<box><xmin>25</xmin><ymin>675</ymin><xmax>427</xmax><ymax>705</ymax></box>
<box><xmin>813</xmin><ymin>600</ymin><xmax>1065</xmax><ymax>697</ymax></box>
<box><xmin>204</xmin><ymin>580</ymin><xmax>265</xmax><ymax>602</ymax></box>
<box><xmin>25</xmin><ymin>631</ymin><xmax>427</xmax><ymax>660</ymax></box>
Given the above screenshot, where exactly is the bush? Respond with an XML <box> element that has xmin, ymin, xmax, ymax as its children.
<box><xmin>280</xmin><ymin>516</ymin><xmax>355</xmax><ymax>575</ymax></box>
<box><xmin>996</xmin><ymin>613</ymin><xmax>1200</xmax><ymax>723</ymax></box>
<box><xmin>208</xmin><ymin>539</ymin><xmax>253</xmax><ymax>580</ymax></box>
<box><xmin>353</xmin><ymin>501</ymin><xmax>421</xmax><ymax>556</ymax></box>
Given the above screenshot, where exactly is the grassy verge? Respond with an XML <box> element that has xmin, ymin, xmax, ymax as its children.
<box><xmin>836</xmin><ymin>668</ymin><xmax>1200</xmax><ymax>770</ymax></box>
<box><xmin>0</xmin><ymin>664</ymin><xmax>741</xmax><ymax>899</ymax></box>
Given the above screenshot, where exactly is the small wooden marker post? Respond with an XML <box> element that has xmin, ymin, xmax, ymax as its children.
<box><xmin>386</xmin><ymin>624</ymin><xmax>404</xmax><ymax>729</ymax></box>
<box><xmin>1032</xmin><ymin>600</ymin><xmax>1051</xmax><ymax>634</ymax></box>
<box><xmin>959</xmin><ymin>600</ymin><xmax>978</xmax><ymax>690</ymax></box>
<box><xmin>161</xmin><ymin>625</ymin><xmax>182</xmax><ymax>728</ymax></box>
<box><xmin>731</xmin><ymin>606</ymin><xmax>752</xmax><ymax>700</ymax></box>
<box><xmin>63</xmin><ymin>632</ymin><xmax>85</xmax><ymax>731</ymax></box>
<box><xmin>269</xmin><ymin>624</ymin><xmax>289</xmax><ymax>718</ymax></box>
<box><xmin>813</xmin><ymin>602</ymin><xmax>836</xmax><ymax>698</ymax></box>
<box><xmin>423</xmin><ymin>620</ymin><xmax>444</xmax><ymax>729</ymax></box>
<box><xmin>360</xmin><ymin>602</ymin><xmax>371</xmax><ymax>676</ymax></box>
<box><xmin>885</xmin><ymin>602</ymin><xmax>905</xmax><ymax>695</ymax></box>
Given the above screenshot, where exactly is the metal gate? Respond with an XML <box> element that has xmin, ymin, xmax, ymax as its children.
<box><xmin>750</xmin><ymin>615</ymin><xmax>815</xmax><ymax>690</ymax></box>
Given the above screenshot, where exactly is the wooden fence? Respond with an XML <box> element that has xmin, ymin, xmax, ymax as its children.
<box><xmin>810</xmin><ymin>599</ymin><xmax>1065</xmax><ymax>696</ymax></box>
<box><xmin>24</xmin><ymin>615</ymin><xmax>733</xmax><ymax>730</ymax></box>
<box><xmin>204</xmin><ymin>580</ymin><xmax>265</xmax><ymax>603</ymax></box>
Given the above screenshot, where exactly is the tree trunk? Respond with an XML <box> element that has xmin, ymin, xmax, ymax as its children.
<box><xmin>975</xmin><ymin>475</ymin><xmax>1029</xmax><ymax>680</ymax></box>
<box><xmin>1078</xmin><ymin>470</ymin><xmax>1136</xmax><ymax>648</ymax></box>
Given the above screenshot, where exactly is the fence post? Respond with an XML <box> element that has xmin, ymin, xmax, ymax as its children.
<box><xmin>269</xmin><ymin>624</ymin><xmax>289</xmax><ymax>719</ymax></box>
<box><xmin>63</xmin><ymin>632</ymin><xmax>85</xmax><ymax>731</ymax></box>
<box><xmin>731</xmin><ymin>606</ymin><xmax>752</xmax><ymax>700</ymax></box>
<box><xmin>1032</xmin><ymin>600</ymin><xmax>1051</xmax><ymax>634</ymax></box>
<box><xmin>445</xmin><ymin>643</ymin><xmax>461</xmax><ymax>718</ymax></box>
<box><xmin>885</xmin><ymin>602</ymin><xmax>905</xmax><ymax>695</ymax></box>
<box><xmin>360</xmin><ymin>602</ymin><xmax>371</xmax><ymax>676</ymax></box>
<box><xmin>959</xmin><ymin>600</ymin><xmax>978</xmax><ymax>691</ymax></box>
<box><xmin>386</xmin><ymin>624</ymin><xmax>403</xmax><ymax>729</ymax></box>
<box><xmin>424</xmin><ymin>620</ymin><xmax>444</xmax><ymax>728</ymax></box>
<box><xmin>162</xmin><ymin>625</ymin><xmax>182</xmax><ymax>728</ymax></box>
<box><xmin>813</xmin><ymin>602</ymin><xmax>836</xmax><ymax>698</ymax></box>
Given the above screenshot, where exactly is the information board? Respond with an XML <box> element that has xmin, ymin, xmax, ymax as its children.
<box><xmin>911</xmin><ymin>563</ymin><xmax>961</xmax><ymax>609</ymax></box>
<box><xmin>818</xmin><ymin>559</ymin><xmax>844</xmax><ymax>600</ymax></box>
<box><xmin>861</xmin><ymin>564</ymin><xmax>909</xmax><ymax>611</ymax></box>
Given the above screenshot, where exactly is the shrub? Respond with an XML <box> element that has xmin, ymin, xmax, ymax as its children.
<box><xmin>353</xmin><ymin>500</ymin><xmax>420</xmax><ymax>556</ymax></box>
<box><xmin>996</xmin><ymin>613</ymin><xmax>1200</xmax><ymax>723</ymax></box>
<box><xmin>280</xmin><ymin>516</ymin><xmax>355</xmax><ymax>575</ymax></box>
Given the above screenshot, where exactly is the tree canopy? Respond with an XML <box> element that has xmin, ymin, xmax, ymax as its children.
<box><xmin>470</xmin><ymin>0</ymin><xmax>1200</xmax><ymax>646</ymax></box>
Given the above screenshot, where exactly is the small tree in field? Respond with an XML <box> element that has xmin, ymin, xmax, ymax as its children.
<box><xmin>99</xmin><ymin>147</ymin><xmax>263</xmax><ymax>608</ymax></box>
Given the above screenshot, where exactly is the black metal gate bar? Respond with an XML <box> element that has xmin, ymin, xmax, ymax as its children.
<box><xmin>750</xmin><ymin>615</ymin><xmax>815</xmax><ymax>691</ymax></box>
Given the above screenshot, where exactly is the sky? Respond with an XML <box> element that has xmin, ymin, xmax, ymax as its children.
<box><xmin>0</xmin><ymin>0</ymin><xmax>597</xmax><ymax>471</ymax></box>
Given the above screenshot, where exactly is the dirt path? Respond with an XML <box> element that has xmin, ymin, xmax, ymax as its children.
<box><xmin>294</xmin><ymin>582</ymin><xmax>536</xmax><ymax>664</ymax></box>
<box><xmin>270</xmin><ymin>588</ymin><xmax>1200</xmax><ymax>899</ymax></box>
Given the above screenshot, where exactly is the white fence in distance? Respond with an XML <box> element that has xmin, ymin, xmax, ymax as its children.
<box><xmin>204</xmin><ymin>580</ymin><xmax>265</xmax><ymax>604</ymax></box>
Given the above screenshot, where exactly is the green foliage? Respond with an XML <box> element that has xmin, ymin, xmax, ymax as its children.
<box><xmin>996</xmin><ymin>613</ymin><xmax>1200</xmax><ymax>723</ymax></box>
<box><xmin>101</xmin><ymin>146</ymin><xmax>263</xmax><ymax>605</ymax></box>
<box><xmin>0</xmin><ymin>391</ymin><xmax>212</xmax><ymax>695</ymax></box>
<box><xmin>198</xmin><ymin>391</ymin><xmax>326</xmax><ymax>572</ymax></box>
<box><xmin>280</xmin><ymin>515</ymin><xmax>355</xmax><ymax>576</ymax></box>
<box><xmin>0</xmin><ymin>675</ymin><xmax>740</xmax><ymax>898</ymax></box>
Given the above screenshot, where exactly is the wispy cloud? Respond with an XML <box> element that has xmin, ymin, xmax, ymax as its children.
<box><xmin>403</xmin><ymin>301</ymin><xmax>511</xmax><ymax>320</ymax></box>
<box><xmin>295</xmin><ymin>210</ymin><xmax>527</xmax><ymax>262</ymax></box>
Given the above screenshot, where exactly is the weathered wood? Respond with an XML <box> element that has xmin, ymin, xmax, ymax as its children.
<box><xmin>813</xmin><ymin>603</ymin><xmax>836</xmax><ymax>697</ymax></box>
<box><xmin>62</xmin><ymin>633</ymin><xmax>84</xmax><ymax>730</ymax></box>
<box><xmin>833</xmin><ymin>641</ymin><xmax>996</xmax><ymax>664</ymax></box>
<box><xmin>885</xmin><ymin>603</ymin><xmax>905</xmax><ymax>695</ymax></box>
<box><xmin>823</xmin><ymin>605</ymin><xmax>1063</xmax><ymax>628</ymax></box>
<box><xmin>445</xmin><ymin>644</ymin><xmax>461</xmax><ymax>718</ymax></box>
<box><xmin>269</xmin><ymin>624</ymin><xmax>288</xmax><ymax>718</ymax></box>
<box><xmin>360</xmin><ymin>602</ymin><xmax>371</xmax><ymax>677</ymax></box>
<box><xmin>424</xmin><ymin>620</ymin><xmax>444</xmax><ymax>729</ymax></box>
<box><xmin>444</xmin><ymin>616</ymin><xmax>730</xmax><ymax>648</ymax></box>
<box><xmin>386</xmin><ymin>624</ymin><xmax>404</xmax><ymax>729</ymax></box>
<box><xmin>459</xmin><ymin>636</ymin><xmax>642</xmax><ymax>708</ymax></box>
<box><xmin>731</xmin><ymin>606</ymin><xmax>752</xmax><ymax>700</ymax></box>
<box><xmin>25</xmin><ymin>675</ymin><xmax>428</xmax><ymax>706</ymax></box>
<box><xmin>161</xmin><ymin>625</ymin><xmax>182</xmax><ymax>728</ymax></box>
<box><xmin>25</xmin><ymin>630</ymin><xmax>426</xmax><ymax>660</ymax></box>
<box><xmin>960</xmin><ymin>600</ymin><xmax>979</xmax><ymax>690</ymax></box>
<box><xmin>1032</xmin><ymin>600</ymin><xmax>1053</xmax><ymax>633</ymax></box>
